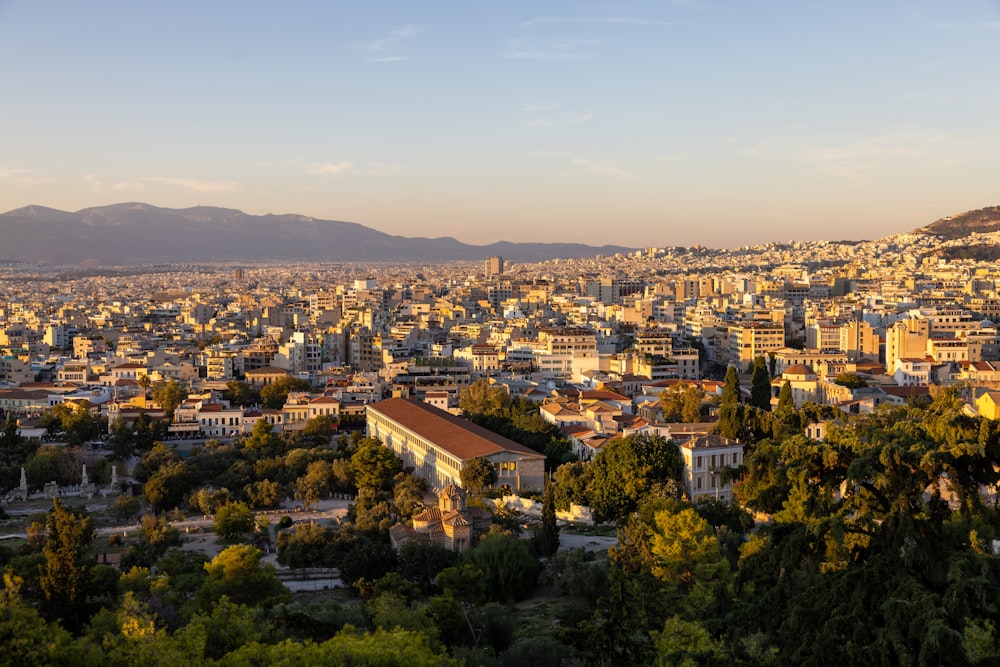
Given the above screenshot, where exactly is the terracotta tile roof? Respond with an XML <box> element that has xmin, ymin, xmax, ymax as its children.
<box><xmin>368</xmin><ymin>397</ymin><xmax>544</xmax><ymax>462</ymax></box>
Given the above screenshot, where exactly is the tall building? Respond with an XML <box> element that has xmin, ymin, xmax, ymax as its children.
<box><xmin>484</xmin><ymin>256</ymin><xmax>504</xmax><ymax>278</ymax></box>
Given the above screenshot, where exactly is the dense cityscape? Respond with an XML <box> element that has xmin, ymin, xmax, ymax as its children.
<box><xmin>3</xmin><ymin>217</ymin><xmax>1000</xmax><ymax>664</ymax></box>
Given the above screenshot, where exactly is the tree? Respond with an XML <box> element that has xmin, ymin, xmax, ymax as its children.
<box><xmin>681</xmin><ymin>384</ymin><xmax>704</xmax><ymax>424</ymax></box>
<box><xmin>647</xmin><ymin>507</ymin><xmax>729</xmax><ymax>590</ymax></box>
<box><xmin>245</xmin><ymin>479</ymin><xmax>284</xmax><ymax>509</ymax></box>
<box><xmin>224</xmin><ymin>380</ymin><xmax>260</xmax><ymax>407</ymax></box>
<box><xmin>299</xmin><ymin>415</ymin><xmax>335</xmax><ymax>449</ymax></box>
<box><xmin>536</xmin><ymin>478</ymin><xmax>560</xmax><ymax>558</ymax></box>
<box><xmin>260</xmin><ymin>376</ymin><xmax>312</xmax><ymax>410</ymax></box>
<box><xmin>659</xmin><ymin>387</ymin><xmax>685</xmax><ymax>423</ymax></box>
<box><xmin>350</xmin><ymin>439</ymin><xmax>402</xmax><ymax>492</ymax></box>
<box><xmin>197</xmin><ymin>544</ymin><xmax>288</xmax><ymax>610</ymax></box>
<box><xmin>459</xmin><ymin>379</ymin><xmax>510</xmax><ymax>417</ymax></box>
<box><xmin>214</xmin><ymin>501</ymin><xmax>256</xmax><ymax>542</ymax></box>
<box><xmin>151</xmin><ymin>380</ymin><xmax>188</xmax><ymax>420</ymax></box>
<box><xmin>750</xmin><ymin>356</ymin><xmax>772</xmax><ymax>411</ymax></box>
<box><xmin>107</xmin><ymin>417</ymin><xmax>137</xmax><ymax>460</ymax></box>
<box><xmin>720</xmin><ymin>366</ymin><xmax>741</xmax><ymax>407</ymax></box>
<box><xmin>244</xmin><ymin>418</ymin><xmax>284</xmax><ymax>457</ymax></box>
<box><xmin>62</xmin><ymin>402</ymin><xmax>98</xmax><ymax>447</ymax></box>
<box><xmin>393</xmin><ymin>472</ymin><xmax>427</xmax><ymax>517</ymax></box>
<box><xmin>396</xmin><ymin>540</ymin><xmax>459</xmax><ymax>591</ymax></box>
<box><xmin>460</xmin><ymin>456</ymin><xmax>496</xmax><ymax>495</ymax></box>
<box><xmin>776</xmin><ymin>380</ymin><xmax>793</xmax><ymax>412</ymax></box>
<box><xmin>588</xmin><ymin>433</ymin><xmax>685</xmax><ymax>522</ymax></box>
<box><xmin>552</xmin><ymin>460</ymin><xmax>592</xmax><ymax>510</ymax></box>
<box><xmin>464</xmin><ymin>532</ymin><xmax>540</xmax><ymax>603</ymax></box>
<box><xmin>294</xmin><ymin>461</ymin><xmax>330</xmax><ymax>511</ymax></box>
<box><xmin>143</xmin><ymin>460</ymin><xmax>196</xmax><ymax>513</ymax></box>
<box><xmin>39</xmin><ymin>499</ymin><xmax>94</xmax><ymax>627</ymax></box>
<box><xmin>834</xmin><ymin>372</ymin><xmax>868</xmax><ymax>388</ymax></box>
<box><xmin>112</xmin><ymin>495</ymin><xmax>141</xmax><ymax>522</ymax></box>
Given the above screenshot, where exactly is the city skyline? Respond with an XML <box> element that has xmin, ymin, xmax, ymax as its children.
<box><xmin>3</xmin><ymin>1</ymin><xmax>1000</xmax><ymax>247</ymax></box>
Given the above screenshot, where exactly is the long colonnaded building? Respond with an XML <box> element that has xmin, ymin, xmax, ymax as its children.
<box><xmin>366</xmin><ymin>397</ymin><xmax>545</xmax><ymax>493</ymax></box>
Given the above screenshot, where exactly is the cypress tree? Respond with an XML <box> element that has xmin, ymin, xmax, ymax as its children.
<box><xmin>750</xmin><ymin>357</ymin><xmax>772</xmax><ymax>411</ymax></box>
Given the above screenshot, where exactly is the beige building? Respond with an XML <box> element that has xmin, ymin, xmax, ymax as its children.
<box><xmin>678</xmin><ymin>434</ymin><xmax>743</xmax><ymax>502</ymax></box>
<box><xmin>367</xmin><ymin>397</ymin><xmax>545</xmax><ymax>493</ymax></box>
<box><xmin>728</xmin><ymin>321</ymin><xmax>784</xmax><ymax>372</ymax></box>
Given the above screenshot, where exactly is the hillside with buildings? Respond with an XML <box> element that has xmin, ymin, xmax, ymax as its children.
<box><xmin>6</xmin><ymin>213</ymin><xmax>1000</xmax><ymax>663</ymax></box>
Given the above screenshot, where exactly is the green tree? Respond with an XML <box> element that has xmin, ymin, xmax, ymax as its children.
<box><xmin>552</xmin><ymin>461</ymin><xmax>592</xmax><ymax>511</ymax></box>
<box><xmin>143</xmin><ymin>460</ymin><xmax>196</xmax><ymax>513</ymax></box>
<box><xmin>647</xmin><ymin>507</ymin><xmax>729</xmax><ymax>590</ymax></box>
<box><xmin>350</xmin><ymin>438</ymin><xmax>402</xmax><ymax>492</ymax></box>
<box><xmin>720</xmin><ymin>365</ymin><xmax>741</xmax><ymax>407</ymax></box>
<box><xmin>299</xmin><ymin>415</ymin><xmax>336</xmax><ymax>449</ymax></box>
<box><xmin>396</xmin><ymin>540</ymin><xmax>459</xmax><ymax>591</ymax></box>
<box><xmin>39</xmin><ymin>499</ymin><xmax>94</xmax><ymax>628</ymax></box>
<box><xmin>214</xmin><ymin>501</ymin><xmax>256</xmax><ymax>542</ymax></box>
<box><xmin>224</xmin><ymin>380</ymin><xmax>260</xmax><ymax>407</ymax></box>
<box><xmin>833</xmin><ymin>372</ymin><xmax>868</xmax><ymax>388</ymax></box>
<box><xmin>776</xmin><ymin>380</ymin><xmax>793</xmax><ymax>412</ymax></box>
<box><xmin>392</xmin><ymin>471</ymin><xmax>427</xmax><ymax>517</ymax></box>
<box><xmin>197</xmin><ymin>544</ymin><xmax>288</xmax><ymax>610</ymax></box>
<box><xmin>151</xmin><ymin>380</ymin><xmax>188</xmax><ymax>420</ymax></box>
<box><xmin>245</xmin><ymin>479</ymin><xmax>284</xmax><ymax>509</ymax></box>
<box><xmin>459</xmin><ymin>378</ymin><xmax>511</xmax><ymax>417</ymax></box>
<box><xmin>750</xmin><ymin>356</ymin><xmax>772</xmax><ymax>411</ymax></box>
<box><xmin>294</xmin><ymin>461</ymin><xmax>330</xmax><ymax>511</ymax></box>
<box><xmin>61</xmin><ymin>402</ymin><xmax>98</xmax><ymax>447</ymax></box>
<box><xmin>681</xmin><ymin>384</ymin><xmax>704</xmax><ymax>423</ymax></box>
<box><xmin>588</xmin><ymin>433</ymin><xmax>685</xmax><ymax>522</ymax></box>
<box><xmin>536</xmin><ymin>478</ymin><xmax>560</xmax><ymax>558</ymax></box>
<box><xmin>459</xmin><ymin>456</ymin><xmax>496</xmax><ymax>495</ymax></box>
<box><xmin>260</xmin><ymin>376</ymin><xmax>312</xmax><ymax>410</ymax></box>
<box><xmin>244</xmin><ymin>418</ymin><xmax>284</xmax><ymax>457</ymax></box>
<box><xmin>464</xmin><ymin>532</ymin><xmax>540</xmax><ymax>603</ymax></box>
<box><xmin>107</xmin><ymin>417</ymin><xmax>137</xmax><ymax>459</ymax></box>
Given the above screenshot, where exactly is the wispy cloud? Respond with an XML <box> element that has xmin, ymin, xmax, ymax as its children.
<box><xmin>0</xmin><ymin>167</ymin><xmax>28</xmax><ymax>179</ymax></box>
<box><xmin>521</xmin><ymin>16</ymin><xmax>679</xmax><ymax>28</ymax></box>
<box><xmin>367</xmin><ymin>163</ymin><xmax>403</xmax><ymax>176</ymax></box>
<box><xmin>521</xmin><ymin>100</ymin><xmax>592</xmax><ymax>128</ymax></box>
<box><xmin>503</xmin><ymin>36</ymin><xmax>595</xmax><ymax>61</ymax></box>
<box><xmin>527</xmin><ymin>112</ymin><xmax>593</xmax><ymax>127</ymax></box>
<box><xmin>88</xmin><ymin>173</ymin><xmax>143</xmax><ymax>193</ymax></box>
<box><xmin>1</xmin><ymin>167</ymin><xmax>48</xmax><ymax>186</ymax></box>
<box><xmin>796</xmin><ymin>131</ymin><xmax>957</xmax><ymax>179</ymax></box>
<box><xmin>146</xmin><ymin>177</ymin><xmax>238</xmax><ymax>192</ymax></box>
<box><xmin>308</xmin><ymin>162</ymin><xmax>355</xmax><ymax>175</ymax></box>
<box><xmin>572</xmin><ymin>157</ymin><xmax>633</xmax><ymax>178</ymax></box>
<box><xmin>363</xmin><ymin>25</ymin><xmax>419</xmax><ymax>62</ymax></box>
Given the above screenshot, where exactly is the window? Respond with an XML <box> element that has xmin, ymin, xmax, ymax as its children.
<box><xmin>696</xmin><ymin>455</ymin><xmax>702</xmax><ymax>469</ymax></box>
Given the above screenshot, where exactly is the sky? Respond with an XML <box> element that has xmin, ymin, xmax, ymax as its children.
<box><xmin>2</xmin><ymin>1</ymin><xmax>1000</xmax><ymax>248</ymax></box>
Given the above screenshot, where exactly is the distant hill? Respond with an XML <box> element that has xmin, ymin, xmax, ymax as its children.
<box><xmin>0</xmin><ymin>203</ymin><xmax>636</xmax><ymax>265</ymax></box>
<box><xmin>916</xmin><ymin>206</ymin><xmax>1000</xmax><ymax>240</ymax></box>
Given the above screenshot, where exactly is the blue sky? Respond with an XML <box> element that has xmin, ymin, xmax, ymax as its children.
<box><xmin>2</xmin><ymin>1</ymin><xmax>1000</xmax><ymax>247</ymax></box>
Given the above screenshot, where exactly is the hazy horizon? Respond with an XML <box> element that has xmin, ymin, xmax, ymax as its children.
<box><xmin>3</xmin><ymin>1</ymin><xmax>999</xmax><ymax>247</ymax></box>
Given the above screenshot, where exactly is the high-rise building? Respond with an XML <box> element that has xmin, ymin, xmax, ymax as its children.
<box><xmin>484</xmin><ymin>256</ymin><xmax>504</xmax><ymax>278</ymax></box>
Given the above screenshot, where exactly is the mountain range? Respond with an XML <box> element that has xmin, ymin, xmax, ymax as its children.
<box><xmin>1</xmin><ymin>202</ymin><xmax>999</xmax><ymax>266</ymax></box>
<box><xmin>0</xmin><ymin>203</ymin><xmax>636</xmax><ymax>265</ymax></box>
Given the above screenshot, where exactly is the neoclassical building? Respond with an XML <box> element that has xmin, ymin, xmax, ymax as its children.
<box><xmin>366</xmin><ymin>397</ymin><xmax>545</xmax><ymax>493</ymax></box>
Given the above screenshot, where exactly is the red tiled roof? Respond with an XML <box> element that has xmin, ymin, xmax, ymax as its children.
<box><xmin>367</xmin><ymin>397</ymin><xmax>544</xmax><ymax>461</ymax></box>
